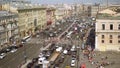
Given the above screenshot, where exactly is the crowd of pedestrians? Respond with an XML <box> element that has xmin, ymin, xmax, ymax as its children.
<box><xmin>80</xmin><ymin>45</ymin><xmax>116</xmax><ymax>68</ymax></box>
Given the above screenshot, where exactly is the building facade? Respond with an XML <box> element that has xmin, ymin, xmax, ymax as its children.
<box><xmin>54</xmin><ymin>4</ymin><xmax>72</xmax><ymax>20</ymax></box>
<box><xmin>17</xmin><ymin>6</ymin><xmax>47</xmax><ymax>38</ymax></box>
<box><xmin>0</xmin><ymin>11</ymin><xmax>19</xmax><ymax>50</ymax></box>
<box><xmin>88</xmin><ymin>4</ymin><xmax>107</xmax><ymax>17</ymax></box>
<box><xmin>95</xmin><ymin>13</ymin><xmax>120</xmax><ymax>51</ymax></box>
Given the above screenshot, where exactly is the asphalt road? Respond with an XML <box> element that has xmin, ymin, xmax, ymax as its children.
<box><xmin>0</xmin><ymin>41</ymin><xmax>43</xmax><ymax>68</ymax></box>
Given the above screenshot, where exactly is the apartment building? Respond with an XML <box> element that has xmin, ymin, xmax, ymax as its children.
<box><xmin>0</xmin><ymin>11</ymin><xmax>19</xmax><ymax>49</ymax></box>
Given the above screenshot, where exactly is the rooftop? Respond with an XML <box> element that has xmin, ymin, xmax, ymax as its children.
<box><xmin>0</xmin><ymin>11</ymin><xmax>18</xmax><ymax>20</ymax></box>
<box><xmin>10</xmin><ymin>3</ymin><xmax>46</xmax><ymax>10</ymax></box>
<box><xmin>97</xmin><ymin>13</ymin><xmax>120</xmax><ymax>20</ymax></box>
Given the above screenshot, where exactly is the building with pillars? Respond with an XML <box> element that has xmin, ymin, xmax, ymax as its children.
<box><xmin>95</xmin><ymin>12</ymin><xmax>120</xmax><ymax>51</ymax></box>
<box><xmin>0</xmin><ymin>11</ymin><xmax>19</xmax><ymax>49</ymax></box>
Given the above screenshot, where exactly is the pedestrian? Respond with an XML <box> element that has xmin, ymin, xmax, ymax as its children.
<box><xmin>88</xmin><ymin>57</ymin><xmax>93</xmax><ymax>62</ymax></box>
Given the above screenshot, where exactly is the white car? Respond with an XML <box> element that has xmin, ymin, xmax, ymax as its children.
<box><xmin>71</xmin><ymin>45</ymin><xmax>75</xmax><ymax>51</ymax></box>
<box><xmin>0</xmin><ymin>53</ymin><xmax>6</xmax><ymax>59</ymax></box>
<box><xmin>10</xmin><ymin>49</ymin><xmax>17</xmax><ymax>53</ymax></box>
<box><xmin>63</xmin><ymin>50</ymin><xmax>68</xmax><ymax>54</ymax></box>
<box><xmin>56</xmin><ymin>47</ymin><xmax>62</xmax><ymax>52</ymax></box>
<box><xmin>71</xmin><ymin>58</ymin><xmax>76</xmax><ymax>66</ymax></box>
<box><xmin>38</xmin><ymin>57</ymin><xmax>46</xmax><ymax>64</ymax></box>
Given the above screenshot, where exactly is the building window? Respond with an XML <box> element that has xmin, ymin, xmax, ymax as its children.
<box><xmin>101</xmin><ymin>40</ymin><xmax>104</xmax><ymax>43</ymax></box>
<box><xmin>101</xmin><ymin>35</ymin><xmax>104</xmax><ymax>39</ymax></box>
<box><xmin>118</xmin><ymin>35</ymin><xmax>120</xmax><ymax>39</ymax></box>
<box><xmin>118</xmin><ymin>40</ymin><xmax>120</xmax><ymax>43</ymax></box>
<box><xmin>109</xmin><ymin>35</ymin><xmax>112</xmax><ymax>39</ymax></box>
<box><xmin>110</xmin><ymin>24</ymin><xmax>113</xmax><ymax>30</ymax></box>
<box><xmin>110</xmin><ymin>40</ymin><xmax>112</xmax><ymax>43</ymax></box>
<box><xmin>118</xmin><ymin>24</ymin><xmax>120</xmax><ymax>30</ymax></box>
<box><xmin>102</xmin><ymin>24</ymin><xmax>105</xmax><ymax>30</ymax></box>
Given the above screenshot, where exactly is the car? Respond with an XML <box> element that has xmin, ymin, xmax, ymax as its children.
<box><xmin>6</xmin><ymin>47</ymin><xmax>11</xmax><ymax>52</ymax></box>
<box><xmin>67</xmin><ymin>51</ymin><xmax>71</xmax><ymax>55</ymax></box>
<box><xmin>54</xmin><ymin>63</ymin><xmax>59</xmax><ymax>68</ymax></box>
<box><xmin>63</xmin><ymin>50</ymin><xmax>68</xmax><ymax>54</ymax></box>
<box><xmin>38</xmin><ymin>53</ymin><xmax>44</xmax><ymax>58</ymax></box>
<box><xmin>56</xmin><ymin>47</ymin><xmax>62</xmax><ymax>52</ymax></box>
<box><xmin>49</xmin><ymin>33</ymin><xmax>55</xmax><ymax>37</ymax></box>
<box><xmin>59</xmin><ymin>57</ymin><xmax>64</xmax><ymax>63</ymax></box>
<box><xmin>10</xmin><ymin>49</ymin><xmax>17</xmax><ymax>53</ymax></box>
<box><xmin>70</xmin><ymin>45</ymin><xmax>76</xmax><ymax>51</ymax></box>
<box><xmin>50</xmin><ymin>61</ymin><xmax>54</xmax><ymax>65</ymax></box>
<box><xmin>71</xmin><ymin>58</ymin><xmax>76</xmax><ymax>66</ymax></box>
<box><xmin>0</xmin><ymin>53</ymin><xmax>6</xmax><ymax>59</ymax></box>
<box><xmin>38</xmin><ymin>57</ymin><xmax>46</xmax><ymax>64</ymax></box>
<box><xmin>32</xmin><ymin>57</ymin><xmax>39</xmax><ymax>63</ymax></box>
<box><xmin>18</xmin><ymin>44</ymin><xmax>23</xmax><ymax>48</ymax></box>
<box><xmin>27</xmin><ymin>62</ymin><xmax>34</xmax><ymax>68</ymax></box>
<box><xmin>34</xmin><ymin>64</ymin><xmax>40</xmax><ymax>68</ymax></box>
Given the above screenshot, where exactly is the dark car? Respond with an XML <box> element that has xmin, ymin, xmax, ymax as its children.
<box><xmin>27</xmin><ymin>62</ymin><xmax>34</xmax><ymax>68</ymax></box>
<box><xmin>59</xmin><ymin>57</ymin><xmax>64</xmax><ymax>63</ymax></box>
<box><xmin>0</xmin><ymin>48</ymin><xmax>8</xmax><ymax>53</ymax></box>
<box><xmin>18</xmin><ymin>44</ymin><xmax>23</xmax><ymax>48</ymax></box>
<box><xmin>34</xmin><ymin>64</ymin><xmax>40</xmax><ymax>68</ymax></box>
<box><xmin>32</xmin><ymin>57</ymin><xmax>39</xmax><ymax>63</ymax></box>
<box><xmin>54</xmin><ymin>63</ymin><xmax>59</xmax><ymax>68</ymax></box>
<box><xmin>67</xmin><ymin>51</ymin><xmax>71</xmax><ymax>55</ymax></box>
<box><xmin>5</xmin><ymin>47</ymin><xmax>12</xmax><ymax>52</ymax></box>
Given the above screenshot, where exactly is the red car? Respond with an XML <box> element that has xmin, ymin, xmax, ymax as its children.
<box><xmin>80</xmin><ymin>63</ymin><xmax>86</xmax><ymax>68</ymax></box>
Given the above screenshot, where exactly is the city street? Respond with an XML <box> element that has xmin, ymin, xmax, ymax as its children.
<box><xmin>0</xmin><ymin>42</ymin><xmax>43</xmax><ymax>68</ymax></box>
<box><xmin>0</xmin><ymin>16</ymin><xmax>75</xmax><ymax>68</ymax></box>
<box><xmin>0</xmin><ymin>5</ymin><xmax>120</xmax><ymax>68</ymax></box>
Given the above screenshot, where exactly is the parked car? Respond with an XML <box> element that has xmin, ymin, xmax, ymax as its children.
<box><xmin>0</xmin><ymin>53</ymin><xmax>6</xmax><ymax>59</ymax></box>
<box><xmin>5</xmin><ymin>47</ymin><xmax>11</xmax><ymax>52</ymax></box>
<box><xmin>10</xmin><ymin>49</ymin><xmax>17</xmax><ymax>53</ymax></box>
